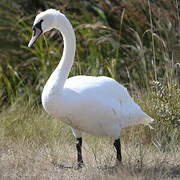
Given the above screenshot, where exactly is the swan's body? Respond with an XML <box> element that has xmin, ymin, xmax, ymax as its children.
<box><xmin>43</xmin><ymin>75</ymin><xmax>152</xmax><ymax>138</ymax></box>
<box><xmin>28</xmin><ymin>9</ymin><xmax>153</xmax><ymax>167</ymax></box>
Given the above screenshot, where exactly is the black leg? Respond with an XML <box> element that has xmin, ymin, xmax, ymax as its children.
<box><xmin>113</xmin><ymin>138</ymin><xmax>122</xmax><ymax>163</ymax></box>
<box><xmin>76</xmin><ymin>137</ymin><xmax>83</xmax><ymax>167</ymax></box>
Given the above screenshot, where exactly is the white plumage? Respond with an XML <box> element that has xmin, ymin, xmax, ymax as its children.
<box><xmin>43</xmin><ymin>75</ymin><xmax>153</xmax><ymax>138</ymax></box>
<box><xmin>28</xmin><ymin>9</ymin><xmax>154</xmax><ymax>166</ymax></box>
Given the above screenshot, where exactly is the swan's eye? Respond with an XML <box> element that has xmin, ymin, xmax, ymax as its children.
<box><xmin>34</xmin><ymin>19</ymin><xmax>43</xmax><ymax>31</ymax></box>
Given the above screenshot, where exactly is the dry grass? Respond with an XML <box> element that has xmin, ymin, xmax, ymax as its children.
<box><xmin>0</xmin><ymin>133</ymin><xmax>180</xmax><ymax>179</ymax></box>
<box><xmin>0</xmin><ymin>98</ymin><xmax>179</xmax><ymax>179</ymax></box>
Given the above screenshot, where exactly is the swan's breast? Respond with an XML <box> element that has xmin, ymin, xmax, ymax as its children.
<box><xmin>41</xmin><ymin>85</ymin><xmax>62</xmax><ymax>116</ymax></box>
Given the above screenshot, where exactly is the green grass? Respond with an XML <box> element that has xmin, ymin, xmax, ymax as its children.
<box><xmin>0</xmin><ymin>0</ymin><xmax>179</xmax><ymax>103</ymax></box>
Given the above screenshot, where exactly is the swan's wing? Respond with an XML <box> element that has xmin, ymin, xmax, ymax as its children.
<box><xmin>65</xmin><ymin>75</ymin><xmax>154</xmax><ymax>128</ymax></box>
<box><xmin>65</xmin><ymin>75</ymin><xmax>130</xmax><ymax>99</ymax></box>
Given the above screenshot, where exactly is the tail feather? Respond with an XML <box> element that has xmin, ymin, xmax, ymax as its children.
<box><xmin>141</xmin><ymin>113</ymin><xmax>154</xmax><ymax>124</ymax></box>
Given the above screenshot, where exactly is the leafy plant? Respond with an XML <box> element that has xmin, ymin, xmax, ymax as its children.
<box><xmin>150</xmin><ymin>81</ymin><xmax>180</xmax><ymax>151</ymax></box>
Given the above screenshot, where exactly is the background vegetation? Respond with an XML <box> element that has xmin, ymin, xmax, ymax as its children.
<box><xmin>0</xmin><ymin>0</ymin><xmax>179</xmax><ymax>179</ymax></box>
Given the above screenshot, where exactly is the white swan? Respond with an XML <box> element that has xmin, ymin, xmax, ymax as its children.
<box><xmin>28</xmin><ymin>9</ymin><xmax>154</xmax><ymax>168</ymax></box>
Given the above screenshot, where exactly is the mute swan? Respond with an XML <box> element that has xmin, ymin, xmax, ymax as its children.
<box><xmin>28</xmin><ymin>9</ymin><xmax>154</xmax><ymax>168</ymax></box>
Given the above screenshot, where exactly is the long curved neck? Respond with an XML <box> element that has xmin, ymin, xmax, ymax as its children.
<box><xmin>46</xmin><ymin>15</ymin><xmax>76</xmax><ymax>93</ymax></box>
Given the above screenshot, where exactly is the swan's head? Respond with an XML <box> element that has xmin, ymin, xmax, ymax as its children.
<box><xmin>28</xmin><ymin>9</ymin><xmax>63</xmax><ymax>47</ymax></box>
